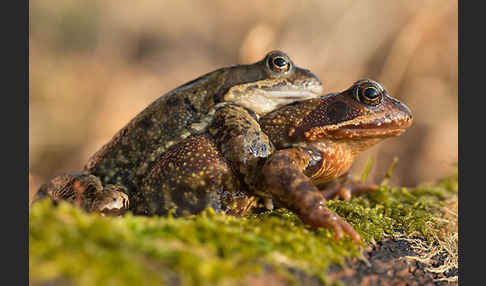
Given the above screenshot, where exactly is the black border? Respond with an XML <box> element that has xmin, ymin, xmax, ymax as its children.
<box><xmin>21</xmin><ymin>1</ymin><xmax>466</xmax><ymax>285</ymax></box>
<box><xmin>6</xmin><ymin>0</ymin><xmax>29</xmax><ymax>284</ymax></box>
<box><xmin>459</xmin><ymin>0</ymin><xmax>485</xmax><ymax>284</ymax></box>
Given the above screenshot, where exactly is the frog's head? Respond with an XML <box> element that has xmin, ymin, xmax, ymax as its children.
<box><xmin>261</xmin><ymin>79</ymin><xmax>412</xmax><ymax>152</ymax></box>
<box><xmin>223</xmin><ymin>50</ymin><xmax>323</xmax><ymax>115</ymax></box>
<box><xmin>292</xmin><ymin>79</ymin><xmax>413</xmax><ymax>150</ymax></box>
<box><xmin>90</xmin><ymin>185</ymin><xmax>130</xmax><ymax>216</ymax></box>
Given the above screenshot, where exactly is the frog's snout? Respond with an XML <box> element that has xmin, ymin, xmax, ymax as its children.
<box><xmin>393</xmin><ymin>100</ymin><xmax>413</xmax><ymax>129</ymax></box>
<box><xmin>294</xmin><ymin>67</ymin><xmax>323</xmax><ymax>95</ymax></box>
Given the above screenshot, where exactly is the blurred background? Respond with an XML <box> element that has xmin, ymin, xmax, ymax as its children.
<box><xmin>29</xmin><ymin>0</ymin><xmax>457</xmax><ymax>203</ymax></box>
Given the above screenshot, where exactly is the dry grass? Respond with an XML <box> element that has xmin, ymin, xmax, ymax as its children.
<box><xmin>403</xmin><ymin>196</ymin><xmax>458</xmax><ymax>282</ymax></box>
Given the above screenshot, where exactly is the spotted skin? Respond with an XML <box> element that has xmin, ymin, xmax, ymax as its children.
<box><xmin>138</xmin><ymin>105</ymin><xmax>275</xmax><ymax>217</ymax></box>
<box><xmin>140</xmin><ymin>135</ymin><xmax>240</xmax><ymax>216</ymax></box>
<box><xmin>209</xmin><ymin>104</ymin><xmax>274</xmax><ymax>188</ymax></box>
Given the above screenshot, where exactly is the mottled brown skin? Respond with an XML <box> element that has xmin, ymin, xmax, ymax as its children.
<box><xmin>83</xmin><ymin>50</ymin><xmax>322</xmax><ymax>214</ymax></box>
<box><xmin>138</xmin><ymin>79</ymin><xmax>412</xmax><ymax>243</ymax></box>
<box><xmin>141</xmin><ymin>104</ymin><xmax>269</xmax><ymax>216</ymax></box>
<box><xmin>141</xmin><ymin>135</ymin><xmax>239</xmax><ymax>216</ymax></box>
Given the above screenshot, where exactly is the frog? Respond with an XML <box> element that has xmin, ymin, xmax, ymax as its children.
<box><xmin>82</xmin><ymin>50</ymin><xmax>323</xmax><ymax>214</ymax></box>
<box><xmin>136</xmin><ymin>78</ymin><xmax>412</xmax><ymax>243</ymax></box>
<box><xmin>258</xmin><ymin>79</ymin><xmax>412</xmax><ymax>242</ymax></box>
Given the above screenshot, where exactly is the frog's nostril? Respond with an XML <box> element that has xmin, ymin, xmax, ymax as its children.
<box><xmin>401</xmin><ymin>104</ymin><xmax>413</xmax><ymax>119</ymax></box>
<box><xmin>398</xmin><ymin>104</ymin><xmax>413</xmax><ymax>127</ymax></box>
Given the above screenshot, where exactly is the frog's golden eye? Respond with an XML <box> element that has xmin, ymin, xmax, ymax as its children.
<box><xmin>355</xmin><ymin>83</ymin><xmax>383</xmax><ymax>106</ymax></box>
<box><xmin>268</xmin><ymin>55</ymin><xmax>291</xmax><ymax>73</ymax></box>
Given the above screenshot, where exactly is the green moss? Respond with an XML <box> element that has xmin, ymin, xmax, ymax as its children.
<box><xmin>30</xmin><ymin>168</ymin><xmax>457</xmax><ymax>286</ymax></box>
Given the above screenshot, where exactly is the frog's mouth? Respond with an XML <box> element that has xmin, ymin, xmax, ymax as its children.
<box><xmin>265</xmin><ymin>90</ymin><xmax>320</xmax><ymax>102</ymax></box>
<box><xmin>321</xmin><ymin>118</ymin><xmax>413</xmax><ymax>140</ymax></box>
<box><xmin>326</xmin><ymin>125</ymin><xmax>408</xmax><ymax>139</ymax></box>
<box><xmin>304</xmin><ymin>116</ymin><xmax>413</xmax><ymax>141</ymax></box>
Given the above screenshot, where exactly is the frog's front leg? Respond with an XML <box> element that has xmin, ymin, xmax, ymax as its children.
<box><xmin>209</xmin><ymin>104</ymin><xmax>275</xmax><ymax>190</ymax></box>
<box><xmin>262</xmin><ymin>148</ymin><xmax>361</xmax><ymax>243</ymax></box>
<box><xmin>317</xmin><ymin>171</ymin><xmax>379</xmax><ymax>201</ymax></box>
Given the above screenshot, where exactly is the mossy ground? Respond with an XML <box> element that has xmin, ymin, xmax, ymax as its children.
<box><xmin>29</xmin><ymin>167</ymin><xmax>457</xmax><ymax>286</ymax></box>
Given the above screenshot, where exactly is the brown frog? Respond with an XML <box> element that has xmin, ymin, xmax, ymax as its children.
<box><xmin>82</xmin><ymin>50</ymin><xmax>322</xmax><ymax>214</ymax></box>
<box><xmin>259</xmin><ymin>79</ymin><xmax>412</xmax><ymax>242</ymax></box>
<box><xmin>138</xmin><ymin>79</ymin><xmax>412</xmax><ymax>242</ymax></box>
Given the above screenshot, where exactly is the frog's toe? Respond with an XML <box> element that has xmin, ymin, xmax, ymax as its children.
<box><xmin>326</xmin><ymin>215</ymin><xmax>361</xmax><ymax>244</ymax></box>
<box><xmin>91</xmin><ymin>184</ymin><xmax>130</xmax><ymax>216</ymax></box>
<box><xmin>337</xmin><ymin>188</ymin><xmax>352</xmax><ymax>201</ymax></box>
<box><xmin>302</xmin><ymin>206</ymin><xmax>361</xmax><ymax>243</ymax></box>
<box><xmin>337</xmin><ymin>218</ymin><xmax>361</xmax><ymax>244</ymax></box>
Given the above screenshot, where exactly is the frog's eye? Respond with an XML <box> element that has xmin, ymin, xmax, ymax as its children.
<box><xmin>355</xmin><ymin>83</ymin><xmax>383</xmax><ymax>106</ymax></box>
<box><xmin>267</xmin><ymin>53</ymin><xmax>292</xmax><ymax>73</ymax></box>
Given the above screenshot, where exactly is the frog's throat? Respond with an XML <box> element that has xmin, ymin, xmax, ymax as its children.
<box><xmin>223</xmin><ymin>77</ymin><xmax>323</xmax><ymax>116</ymax></box>
<box><xmin>224</xmin><ymin>87</ymin><xmax>322</xmax><ymax>115</ymax></box>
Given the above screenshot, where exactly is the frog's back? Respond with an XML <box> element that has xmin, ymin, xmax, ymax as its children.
<box><xmin>84</xmin><ymin>70</ymin><xmax>227</xmax><ymax>195</ymax></box>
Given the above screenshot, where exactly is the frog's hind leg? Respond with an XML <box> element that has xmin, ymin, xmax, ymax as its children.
<box><xmin>263</xmin><ymin>149</ymin><xmax>361</xmax><ymax>243</ymax></box>
<box><xmin>317</xmin><ymin>172</ymin><xmax>379</xmax><ymax>201</ymax></box>
<box><xmin>33</xmin><ymin>172</ymin><xmax>104</xmax><ymax>211</ymax></box>
<box><xmin>141</xmin><ymin>135</ymin><xmax>239</xmax><ymax>217</ymax></box>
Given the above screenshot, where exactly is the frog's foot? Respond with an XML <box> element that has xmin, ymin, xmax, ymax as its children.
<box><xmin>299</xmin><ymin>199</ymin><xmax>361</xmax><ymax>243</ymax></box>
<box><xmin>226</xmin><ymin>196</ymin><xmax>259</xmax><ymax>216</ymax></box>
<box><xmin>319</xmin><ymin>182</ymin><xmax>379</xmax><ymax>201</ymax></box>
<box><xmin>34</xmin><ymin>172</ymin><xmax>104</xmax><ymax>210</ymax></box>
<box><xmin>91</xmin><ymin>184</ymin><xmax>130</xmax><ymax>216</ymax></box>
